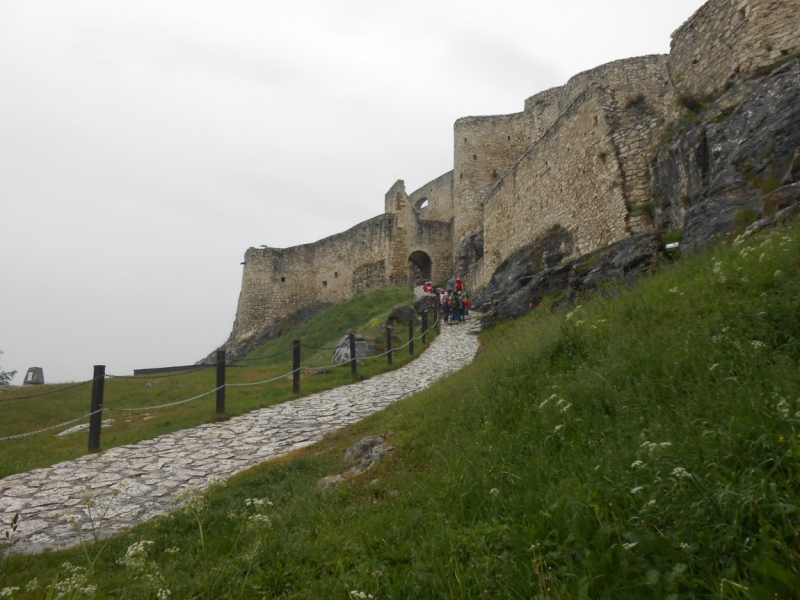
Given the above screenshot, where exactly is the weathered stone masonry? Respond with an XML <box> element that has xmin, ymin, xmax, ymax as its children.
<box><xmin>224</xmin><ymin>0</ymin><xmax>799</xmax><ymax>350</ymax></box>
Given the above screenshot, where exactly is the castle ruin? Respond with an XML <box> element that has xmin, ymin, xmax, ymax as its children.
<box><xmin>228</xmin><ymin>0</ymin><xmax>800</xmax><ymax>347</ymax></box>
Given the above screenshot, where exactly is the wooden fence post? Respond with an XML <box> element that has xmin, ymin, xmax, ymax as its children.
<box><xmin>386</xmin><ymin>327</ymin><xmax>393</xmax><ymax>366</ymax></box>
<box><xmin>409</xmin><ymin>321</ymin><xmax>414</xmax><ymax>356</ymax></box>
<box><xmin>88</xmin><ymin>365</ymin><xmax>105</xmax><ymax>452</ymax></box>
<box><xmin>293</xmin><ymin>340</ymin><xmax>301</xmax><ymax>394</ymax></box>
<box><xmin>422</xmin><ymin>311</ymin><xmax>428</xmax><ymax>344</ymax></box>
<box><xmin>216</xmin><ymin>350</ymin><xmax>225</xmax><ymax>415</ymax></box>
<box><xmin>349</xmin><ymin>332</ymin><xmax>357</xmax><ymax>377</ymax></box>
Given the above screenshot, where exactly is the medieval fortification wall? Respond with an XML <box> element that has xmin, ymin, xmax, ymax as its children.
<box><xmin>225</xmin><ymin>0</ymin><xmax>800</xmax><ymax>348</ymax></box>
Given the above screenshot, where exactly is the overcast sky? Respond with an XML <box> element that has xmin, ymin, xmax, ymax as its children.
<box><xmin>0</xmin><ymin>0</ymin><xmax>706</xmax><ymax>384</ymax></box>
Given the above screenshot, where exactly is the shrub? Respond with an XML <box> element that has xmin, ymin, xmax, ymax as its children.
<box><xmin>735</xmin><ymin>205</ymin><xmax>758</xmax><ymax>230</ymax></box>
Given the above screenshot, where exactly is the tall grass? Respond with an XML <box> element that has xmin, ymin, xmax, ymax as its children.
<box><xmin>4</xmin><ymin>224</ymin><xmax>800</xmax><ymax>598</ymax></box>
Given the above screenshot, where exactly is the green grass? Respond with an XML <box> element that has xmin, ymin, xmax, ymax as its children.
<box><xmin>0</xmin><ymin>286</ymin><xmax>436</xmax><ymax>479</ymax></box>
<box><xmin>5</xmin><ymin>223</ymin><xmax>800</xmax><ymax>598</ymax></box>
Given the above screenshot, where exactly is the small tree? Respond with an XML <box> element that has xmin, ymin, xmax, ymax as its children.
<box><xmin>0</xmin><ymin>350</ymin><xmax>17</xmax><ymax>386</ymax></box>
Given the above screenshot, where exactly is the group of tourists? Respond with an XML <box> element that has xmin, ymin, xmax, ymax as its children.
<box><xmin>422</xmin><ymin>278</ymin><xmax>472</xmax><ymax>324</ymax></box>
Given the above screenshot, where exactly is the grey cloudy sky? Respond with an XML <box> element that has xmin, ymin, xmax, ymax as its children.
<box><xmin>0</xmin><ymin>0</ymin><xmax>706</xmax><ymax>384</ymax></box>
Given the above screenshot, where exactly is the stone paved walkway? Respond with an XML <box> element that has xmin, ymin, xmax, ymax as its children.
<box><xmin>0</xmin><ymin>318</ymin><xmax>481</xmax><ymax>554</ymax></box>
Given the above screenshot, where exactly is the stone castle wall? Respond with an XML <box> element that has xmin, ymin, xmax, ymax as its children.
<box><xmin>226</xmin><ymin>0</ymin><xmax>798</xmax><ymax>349</ymax></box>
<box><xmin>668</xmin><ymin>0</ymin><xmax>800</xmax><ymax>99</ymax></box>
<box><xmin>232</xmin><ymin>215</ymin><xmax>396</xmax><ymax>341</ymax></box>
<box><xmin>453</xmin><ymin>113</ymin><xmax>531</xmax><ymax>246</ymax></box>
<box><xmin>408</xmin><ymin>171</ymin><xmax>455</xmax><ymax>222</ymax></box>
<box><xmin>483</xmin><ymin>85</ymin><xmax>630</xmax><ymax>278</ymax></box>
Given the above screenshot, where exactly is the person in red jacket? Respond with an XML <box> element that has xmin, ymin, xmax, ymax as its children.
<box><xmin>455</xmin><ymin>277</ymin><xmax>464</xmax><ymax>292</ymax></box>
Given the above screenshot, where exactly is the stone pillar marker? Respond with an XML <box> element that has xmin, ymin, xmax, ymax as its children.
<box><xmin>22</xmin><ymin>367</ymin><xmax>44</xmax><ymax>385</ymax></box>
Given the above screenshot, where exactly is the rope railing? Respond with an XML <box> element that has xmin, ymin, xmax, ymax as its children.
<box><xmin>232</xmin><ymin>346</ymin><xmax>297</xmax><ymax>362</ymax></box>
<box><xmin>226</xmin><ymin>368</ymin><xmax>299</xmax><ymax>388</ymax></box>
<box><xmin>104</xmin><ymin>385</ymin><xmax>226</xmax><ymax>412</ymax></box>
<box><xmin>0</xmin><ymin>310</ymin><xmax>447</xmax><ymax>445</ymax></box>
<box><xmin>0</xmin><ymin>409</ymin><xmax>104</xmax><ymax>442</ymax></box>
<box><xmin>0</xmin><ymin>377</ymin><xmax>100</xmax><ymax>403</ymax></box>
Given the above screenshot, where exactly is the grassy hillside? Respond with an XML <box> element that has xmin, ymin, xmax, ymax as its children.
<box><xmin>0</xmin><ymin>286</ymin><xmax>430</xmax><ymax>479</ymax></box>
<box><xmin>4</xmin><ymin>224</ymin><xmax>800</xmax><ymax>598</ymax></box>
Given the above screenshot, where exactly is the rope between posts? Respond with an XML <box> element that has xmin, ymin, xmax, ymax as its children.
<box><xmin>226</xmin><ymin>369</ymin><xmax>299</xmax><ymax>388</ymax></box>
<box><xmin>0</xmin><ymin>377</ymin><xmax>101</xmax><ymax>403</ymax></box>
<box><xmin>104</xmin><ymin>385</ymin><xmax>226</xmax><ymax>412</ymax></box>
<box><xmin>234</xmin><ymin>346</ymin><xmax>296</xmax><ymax>362</ymax></box>
<box><xmin>0</xmin><ymin>409</ymin><xmax>104</xmax><ymax>442</ymax></box>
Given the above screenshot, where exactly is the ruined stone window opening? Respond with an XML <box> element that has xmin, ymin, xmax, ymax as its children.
<box><xmin>334</xmin><ymin>272</ymin><xmax>338</xmax><ymax>278</ymax></box>
<box><xmin>281</xmin><ymin>277</ymin><xmax>285</xmax><ymax>282</ymax></box>
<box><xmin>414</xmin><ymin>197</ymin><xmax>429</xmax><ymax>210</ymax></box>
<box><xmin>323</xmin><ymin>281</ymin><xmax>327</xmax><ymax>287</ymax></box>
<box><xmin>492</xmin><ymin>169</ymin><xmax>498</xmax><ymax>178</ymax></box>
<box><xmin>473</xmin><ymin>155</ymin><xmax>477</xmax><ymax>160</ymax></box>
<box><xmin>737</xmin><ymin>7</ymin><xmax>746</xmax><ymax>21</ymax></box>
<box><xmin>507</xmin><ymin>136</ymin><xmax>511</xmax><ymax>141</ymax></box>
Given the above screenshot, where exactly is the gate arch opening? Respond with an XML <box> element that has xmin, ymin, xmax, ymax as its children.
<box><xmin>408</xmin><ymin>251</ymin><xmax>432</xmax><ymax>287</ymax></box>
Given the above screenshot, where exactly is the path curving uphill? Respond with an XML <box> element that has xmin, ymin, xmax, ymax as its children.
<box><xmin>0</xmin><ymin>317</ymin><xmax>481</xmax><ymax>554</ymax></box>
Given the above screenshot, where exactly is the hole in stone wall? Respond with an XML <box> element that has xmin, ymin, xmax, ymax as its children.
<box><xmin>473</xmin><ymin>155</ymin><xmax>477</xmax><ymax>160</ymax></box>
<box><xmin>492</xmin><ymin>170</ymin><xmax>497</xmax><ymax>178</ymax></box>
<box><xmin>507</xmin><ymin>136</ymin><xmax>511</xmax><ymax>141</ymax></box>
<box><xmin>593</xmin><ymin>116</ymin><xmax>599</xmax><ymax>126</ymax></box>
<box><xmin>334</xmin><ymin>272</ymin><xmax>338</xmax><ymax>278</ymax></box>
<box><xmin>420</xmin><ymin>199</ymin><xmax>429</xmax><ymax>208</ymax></box>
<box><xmin>738</xmin><ymin>7</ymin><xmax>746</xmax><ymax>21</ymax></box>
<box><xmin>281</xmin><ymin>277</ymin><xmax>285</xmax><ymax>282</ymax></box>
<box><xmin>323</xmin><ymin>281</ymin><xmax>327</xmax><ymax>287</ymax></box>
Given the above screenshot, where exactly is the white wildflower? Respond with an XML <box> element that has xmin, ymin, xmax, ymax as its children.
<box><xmin>0</xmin><ymin>588</ymin><xmax>19</xmax><ymax>598</ymax></box>
<box><xmin>759</xmin><ymin>253</ymin><xmax>766</xmax><ymax>262</ymax></box>
<box><xmin>774</xmin><ymin>270</ymin><xmax>783</xmax><ymax>278</ymax></box>
<box><xmin>671</xmin><ymin>467</ymin><xmax>691</xmax><ymax>479</ymax></box>
<box><xmin>248</xmin><ymin>514</ymin><xmax>271</xmax><ymax>524</ymax></box>
<box><xmin>622</xmin><ymin>542</ymin><xmax>638</xmax><ymax>550</ymax></box>
<box><xmin>560</xmin><ymin>403</ymin><xmax>572</xmax><ymax>413</ymax></box>
<box><xmin>631</xmin><ymin>460</ymin><xmax>645</xmax><ymax>469</ymax></box>
<box><xmin>751</xmin><ymin>340</ymin><xmax>766</xmax><ymax>350</ymax></box>
<box><xmin>709</xmin><ymin>363</ymin><xmax>719</xmax><ymax>371</ymax></box>
<box><xmin>776</xmin><ymin>399</ymin><xmax>790</xmax><ymax>417</ymax></box>
<box><xmin>630</xmin><ymin>486</ymin><xmax>644</xmax><ymax>494</ymax></box>
<box><xmin>350</xmin><ymin>591</ymin><xmax>373</xmax><ymax>599</ymax></box>
<box><xmin>553</xmin><ymin>424</ymin><xmax>564</xmax><ymax>433</ymax></box>
<box><xmin>489</xmin><ymin>488</ymin><xmax>500</xmax><ymax>496</ymax></box>
<box><xmin>556</xmin><ymin>398</ymin><xmax>567</xmax><ymax>407</ymax></box>
<box><xmin>646</xmin><ymin>499</ymin><xmax>657</xmax><ymax>507</ymax></box>
<box><xmin>574</xmin><ymin>320</ymin><xmax>585</xmax><ymax>326</ymax></box>
<box><xmin>669</xmin><ymin>287</ymin><xmax>678</xmax><ymax>293</ymax></box>
<box><xmin>245</xmin><ymin>498</ymin><xmax>267</xmax><ymax>508</ymax></box>
<box><xmin>679</xmin><ymin>543</ymin><xmax>691</xmax><ymax>550</ymax></box>
<box><xmin>157</xmin><ymin>589</ymin><xmax>171</xmax><ymax>600</ymax></box>
<box><xmin>164</xmin><ymin>547</ymin><xmax>180</xmax><ymax>554</ymax></box>
<box><xmin>119</xmin><ymin>541</ymin><xmax>154</xmax><ymax>572</ymax></box>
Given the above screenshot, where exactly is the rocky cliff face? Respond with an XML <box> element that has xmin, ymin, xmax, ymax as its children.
<box><xmin>652</xmin><ymin>58</ymin><xmax>800</xmax><ymax>252</ymax></box>
<box><xmin>477</xmin><ymin>60</ymin><xmax>800</xmax><ymax>328</ymax></box>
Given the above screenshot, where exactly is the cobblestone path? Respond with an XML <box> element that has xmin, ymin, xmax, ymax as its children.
<box><xmin>0</xmin><ymin>318</ymin><xmax>481</xmax><ymax>554</ymax></box>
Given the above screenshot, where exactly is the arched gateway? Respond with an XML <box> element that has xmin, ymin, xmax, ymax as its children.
<box><xmin>408</xmin><ymin>251</ymin><xmax>432</xmax><ymax>286</ymax></box>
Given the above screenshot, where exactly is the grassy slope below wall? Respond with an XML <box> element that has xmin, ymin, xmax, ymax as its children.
<box><xmin>0</xmin><ymin>286</ymin><xmax>428</xmax><ymax>479</ymax></box>
<box><xmin>5</xmin><ymin>226</ymin><xmax>800</xmax><ymax>598</ymax></box>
